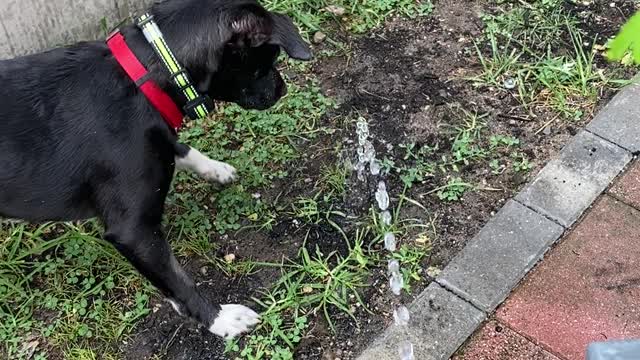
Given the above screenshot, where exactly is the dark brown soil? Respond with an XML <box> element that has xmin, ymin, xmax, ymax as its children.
<box><xmin>121</xmin><ymin>1</ymin><xmax>638</xmax><ymax>359</ymax></box>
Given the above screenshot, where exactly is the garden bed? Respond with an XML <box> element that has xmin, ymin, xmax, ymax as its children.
<box><xmin>1</xmin><ymin>1</ymin><xmax>637</xmax><ymax>359</ymax></box>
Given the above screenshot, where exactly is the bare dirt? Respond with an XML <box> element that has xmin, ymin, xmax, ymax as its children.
<box><xmin>121</xmin><ymin>1</ymin><xmax>638</xmax><ymax>359</ymax></box>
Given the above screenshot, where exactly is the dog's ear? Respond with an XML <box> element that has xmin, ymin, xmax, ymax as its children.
<box><xmin>268</xmin><ymin>13</ymin><xmax>312</xmax><ymax>61</ymax></box>
<box><xmin>229</xmin><ymin>5</ymin><xmax>273</xmax><ymax>48</ymax></box>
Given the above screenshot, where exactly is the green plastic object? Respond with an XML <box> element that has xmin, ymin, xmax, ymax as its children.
<box><xmin>587</xmin><ymin>340</ymin><xmax>640</xmax><ymax>360</ymax></box>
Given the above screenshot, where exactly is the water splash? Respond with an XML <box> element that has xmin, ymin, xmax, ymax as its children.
<box><xmin>353</xmin><ymin>116</ymin><xmax>414</xmax><ymax>359</ymax></box>
<box><xmin>388</xmin><ymin>260</ymin><xmax>400</xmax><ymax>274</ymax></box>
<box><xmin>355</xmin><ymin>117</ymin><xmax>376</xmax><ymax>180</ymax></box>
<box><xmin>390</xmin><ymin>270</ymin><xmax>404</xmax><ymax>296</ymax></box>
<box><xmin>370</xmin><ymin>159</ymin><xmax>381</xmax><ymax>175</ymax></box>
<box><xmin>375</xmin><ymin>181</ymin><xmax>390</xmax><ymax>211</ymax></box>
<box><xmin>399</xmin><ymin>341</ymin><xmax>414</xmax><ymax>360</ymax></box>
<box><xmin>381</xmin><ymin>210</ymin><xmax>392</xmax><ymax>226</ymax></box>
<box><xmin>384</xmin><ymin>232</ymin><xmax>397</xmax><ymax>252</ymax></box>
<box><xmin>394</xmin><ymin>306</ymin><xmax>410</xmax><ymax>326</ymax></box>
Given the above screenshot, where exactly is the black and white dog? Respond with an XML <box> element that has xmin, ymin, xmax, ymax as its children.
<box><xmin>0</xmin><ymin>0</ymin><xmax>311</xmax><ymax>338</ymax></box>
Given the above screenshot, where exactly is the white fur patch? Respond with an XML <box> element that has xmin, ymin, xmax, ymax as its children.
<box><xmin>209</xmin><ymin>304</ymin><xmax>260</xmax><ymax>339</ymax></box>
<box><xmin>176</xmin><ymin>147</ymin><xmax>237</xmax><ymax>184</ymax></box>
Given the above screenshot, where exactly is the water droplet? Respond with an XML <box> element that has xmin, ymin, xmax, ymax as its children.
<box><xmin>364</xmin><ymin>142</ymin><xmax>376</xmax><ymax>162</ymax></box>
<box><xmin>381</xmin><ymin>210</ymin><xmax>392</xmax><ymax>225</ymax></box>
<box><xmin>390</xmin><ymin>272</ymin><xmax>404</xmax><ymax>295</ymax></box>
<box><xmin>503</xmin><ymin>78</ymin><xmax>516</xmax><ymax>89</ymax></box>
<box><xmin>375</xmin><ymin>182</ymin><xmax>389</xmax><ymax>211</ymax></box>
<box><xmin>388</xmin><ymin>260</ymin><xmax>400</xmax><ymax>274</ymax></box>
<box><xmin>399</xmin><ymin>341</ymin><xmax>414</xmax><ymax>360</ymax></box>
<box><xmin>394</xmin><ymin>306</ymin><xmax>410</xmax><ymax>326</ymax></box>
<box><xmin>384</xmin><ymin>232</ymin><xmax>397</xmax><ymax>252</ymax></box>
<box><xmin>377</xmin><ymin>181</ymin><xmax>387</xmax><ymax>192</ymax></box>
<box><xmin>370</xmin><ymin>159</ymin><xmax>381</xmax><ymax>176</ymax></box>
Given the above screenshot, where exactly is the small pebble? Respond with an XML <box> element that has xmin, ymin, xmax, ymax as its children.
<box><xmin>325</xmin><ymin>5</ymin><xmax>346</xmax><ymax>16</ymax></box>
<box><xmin>313</xmin><ymin>31</ymin><xmax>327</xmax><ymax>44</ymax></box>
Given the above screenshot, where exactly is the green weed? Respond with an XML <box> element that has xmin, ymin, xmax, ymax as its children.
<box><xmin>434</xmin><ymin>178</ymin><xmax>473</xmax><ymax>202</ymax></box>
<box><xmin>0</xmin><ymin>222</ymin><xmax>151</xmax><ymax>359</ymax></box>
<box><xmin>474</xmin><ymin>1</ymin><xmax>625</xmax><ymax>121</ymax></box>
<box><xmin>263</xmin><ymin>0</ymin><xmax>433</xmax><ymax>36</ymax></box>
<box><xmin>229</xmin><ymin>228</ymin><xmax>374</xmax><ymax>359</ymax></box>
<box><xmin>390</xmin><ymin>243</ymin><xmax>431</xmax><ymax>293</ymax></box>
<box><xmin>170</xmin><ymin>79</ymin><xmax>333</xmax><ymax>235</ymax></box>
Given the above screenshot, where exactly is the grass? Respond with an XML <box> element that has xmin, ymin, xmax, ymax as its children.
<box><xmin>169</xmin><ymin>77</ymin><xmax>333</xmax><ymax>236</ymax></box>
<box><xmin>473</xmin><ymin>0</ymin><xmax>627</xmax><ymax>121</ymax></box>
<box><xmin>263</xmin><ymin>0</ymin><xmax>433</xmax><ymax>36</ymax></box>
<box><xmin>0</xmin><ymin>221</ymin><xmax>150</xmax><ymax>359</ymax></box>
<box><xmin>227</xmin><ymin>194</ymin><xmax>432</xmax><ymax>359</ymax></box>
<box><xmin>379</xmin><ymin>105</ymin><xmax>528</xmax><ymax>203</ymax></box>
<box><xmin>225</xmin><ymin>229</ymin><xmax>374</xmax><ymax>360</ymax></box>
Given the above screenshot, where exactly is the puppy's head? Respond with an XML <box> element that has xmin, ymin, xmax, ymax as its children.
<box><xmin>197</xmin><ymin>4</ymin><xmax>312</xmax><ymax>110</ymax></box>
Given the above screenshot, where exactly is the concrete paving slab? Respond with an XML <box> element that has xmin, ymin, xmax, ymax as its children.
<box><xmin>437</xmin><ymin>201</ymin><xmax>564</xmax><ymax>312</ymax></box>
<box><xmin>515</xmin><ymin>131</ymin><xmax>631</xmax><ymax>227</ymax></box>
<box><xmin>358</xmin><ymin>283</ymin><xmax>485</xmax><ymax>360</ymax></box>
<box><xmin>587</xmin><ymin>82</ymin><xmax>640</xmax><ymax>153</ymax></box>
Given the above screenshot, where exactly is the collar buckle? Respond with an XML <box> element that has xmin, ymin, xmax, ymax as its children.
<box><xmin>184</xmin><ymin>95</ymin><xmax>214</xmax><ymax>121</ymax></box>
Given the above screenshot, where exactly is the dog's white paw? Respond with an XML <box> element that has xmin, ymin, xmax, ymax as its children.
<box><xmin>209</xmin><ymin>304</ymin><xmax>260</xmax><ymax>339</ymax></box>
<box><xmin>176</xmin><ymin>148</ymin><xmax>237</xmax><ymax>185</ymax></box>
<box><xmin>200</xmin><ymin>160</ymin><xmax>237</xmax><ymax>185</ymax></box>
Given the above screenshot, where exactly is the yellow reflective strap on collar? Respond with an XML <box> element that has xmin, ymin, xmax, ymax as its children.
<box><xmin>136</xmin><ymin>12</ymin><xmax>210</xmax><ymax>118</ymax></box>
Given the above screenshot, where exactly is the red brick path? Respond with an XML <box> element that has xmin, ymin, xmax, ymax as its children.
<box><xmin>454</xmin><ymin>160</ymin><xmax>640</xmax><ymax>360</ymax></box>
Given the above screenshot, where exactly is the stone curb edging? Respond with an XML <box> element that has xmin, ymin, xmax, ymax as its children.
<box><xmin>357</xmin><ymin>80</ymin><xmax>640</xmax><ymax>360</ymax></box>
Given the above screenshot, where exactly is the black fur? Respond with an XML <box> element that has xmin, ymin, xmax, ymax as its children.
<box><xmin>0</xmin><ymin>0</ymin><xmax>310</xmax><ymax>332</ymax></box>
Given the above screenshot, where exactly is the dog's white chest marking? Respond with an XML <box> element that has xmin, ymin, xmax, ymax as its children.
<box><xmin>175</xmin><ymin>147</ymin><xmax>237</xmax><ymax>184</ymax></box>
<box><xmin>209</xmin><ymin>304</ymin><xmax>260</xmax><ymax>338</ymax></box>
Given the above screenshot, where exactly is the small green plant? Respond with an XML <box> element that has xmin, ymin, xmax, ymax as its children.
<box><xmin>512</xmin><ymin>152</ymin><xmax>534</xmax><ymax>173</ymax></box>
<box><xmin>490</xmin><ymin>135</ymin><xmax>520</xmax><ymax>148</ymax></box>
<box><xmin>474</xmin><ymin>2</ymin><xmax>625</xmax><ymax>121</ymax></box>
<box><xmin>489</xmin><ymin>159</ymin><xmax>505</xmax><ymax>175</ymax></box>
<box><xmin>230</xmin><ymin>228</ymin><xmax>374</xmax><ymax>359</ymax></box>
<box><xmin>438</xmin><ymin>109</ymin><xmax>488</xmax><ymax>173</ymax></box>
<box><xmin>225</xmin><ymin>312</ymin><xmax>308</xmax><ymax>360</ymax></box>
<box><xmin>390</xmin><ymin>243</ymin><xmax>431</xmax><ymax>293</ymax></box>
<box><xmin>319</xmin><ymin>162</ymin><xmax>350</xmax><ymax>199</ymax></box>
<box><xmin>435</xmin><ymin>178</ymin><xmax>473</xmax><ymax>202</ymax></box>
<box><xmin>291</xmin><ymin>196</ymin><xmax>322</xmax><ymax>224</ymax></box>
<box><xmin>0</xmin><ymin>222</ymin><xmax>151</xmax><ymax>359</ymax></box>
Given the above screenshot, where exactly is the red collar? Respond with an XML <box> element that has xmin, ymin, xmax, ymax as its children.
<box><xmin>107</xmin><ymin>31</ymin><xmax>184</xmax><ymax>131</ymax></box>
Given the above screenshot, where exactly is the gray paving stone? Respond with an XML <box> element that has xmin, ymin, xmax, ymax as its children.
<box><xmin>436</xmin><ymin>200</ymin><xmax>564</xmax><ymax>312</ymax></box>
<box><xmin>587</xmin><ymin>82</ymin><xmax>640</xmax><ymax>152</ymax></box>
<box><xmin>357</xmin><ymin>283</ymin><xmax>485</xmax><ymax>360</ymax></box>
<box><xmin>515</xmin><ymin>131</ymin><xmax>631</xmax><ymax>227</ymax></box>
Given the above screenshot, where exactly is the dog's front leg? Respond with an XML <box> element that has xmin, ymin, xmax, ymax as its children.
<box><xmin>174</xmin><ymin>143</ymin><xmax>237</xmax><ymax>184</ymax></box>
<box><xmin>104</xmin><ymin>220</ymin><xmax>259</xmax><ymax>338</ymax></box>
